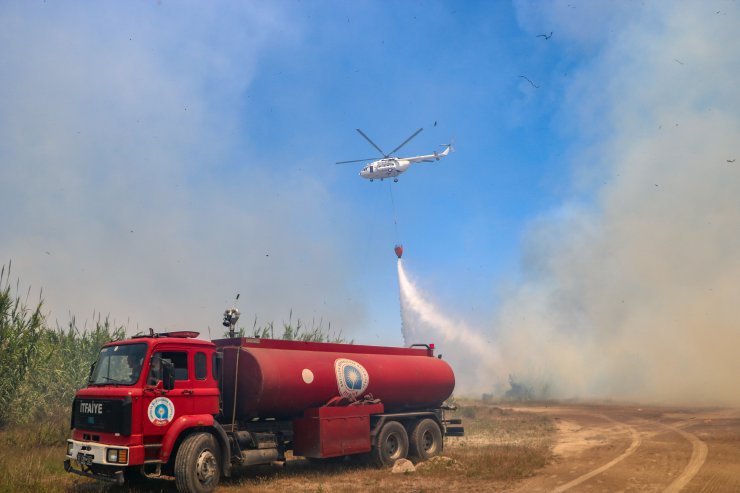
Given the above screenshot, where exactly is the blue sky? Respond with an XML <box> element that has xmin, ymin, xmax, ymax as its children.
<box><xmin>1</xmin><ymin>0</ymin><xmax>575</xmax><ymax>336</ymax></box>
<box><xmin>3</xmin><ymin>1</ymin><xmax>739</xmax><ymax>401</ymax></box>
<box><xmin>244</xmin><ymin>1</ymin><xmax>583</xmax><ymax>326</ymax></box>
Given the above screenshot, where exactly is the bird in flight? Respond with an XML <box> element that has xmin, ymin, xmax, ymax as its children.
<box><xmin>728</xmin><ymin>159</ymin><xmax>736</xmax><ymax>163</ymax></box>
<box><xmin>537</xmin><ymin>32</ymin><xmax>553</xmax><ymax>40</ymax></box>
<box><xmin>519</xmin><ymin>75</ymin><xmax>539</xmax><ymax>88</ymax></box>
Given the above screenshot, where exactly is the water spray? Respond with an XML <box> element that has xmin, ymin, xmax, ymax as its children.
<box><xmin>396</xmin><ymin>259</ymin><xmax>492</xmax><ymax>359</ymax></box>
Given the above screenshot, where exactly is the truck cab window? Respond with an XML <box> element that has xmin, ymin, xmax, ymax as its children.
<box><xmin>90</xmin><ymin>343</ymin><xmax>147</xmax><ymax>386</ymax></box>
<box><xmin>195</xmin><ymin>352</ymin><xmax>207</xmax><ymax>380</ymax></box>
<box><xmin>149</xmin><ymin>351</ymin><xmax>189</xmax><ymax>384</ymax></box>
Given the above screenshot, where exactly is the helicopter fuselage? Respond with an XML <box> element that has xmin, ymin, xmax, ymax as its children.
<box><xmin>359</xmin><ymin>158</ymin><xmax>411</xmax><ymax>181</ymax></box>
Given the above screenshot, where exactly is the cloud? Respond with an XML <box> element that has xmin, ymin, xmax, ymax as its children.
<box><xmin>0</xmin><ymin>2</ymin><xmax>364</xmax><ymax>335</ymax></box>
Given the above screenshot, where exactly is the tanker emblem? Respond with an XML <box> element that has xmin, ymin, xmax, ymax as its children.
<box><xmin>334</xmin><ymin>358</ymin><xmax>369</xmax><ymax>399</ymax></box>
<box><xmin>147</xmin><ymin>397</ymin><xmax>175</xmax><ymax>426</ymax></box>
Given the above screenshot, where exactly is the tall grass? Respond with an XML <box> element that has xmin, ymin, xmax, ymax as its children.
<box><xmin>0</xmin><ymin>263</ymin><xmax>125</xmax><ymax>443</ymax></box>
<box><xmin>0</xmin><ymin>262</ymin><xmax>44</xmax><ymax>427</ymax></box>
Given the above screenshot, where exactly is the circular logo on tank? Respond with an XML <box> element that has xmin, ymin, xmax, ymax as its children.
<box><xmin>147</xmin><ymin>397</ymin><xmax>175</xmax><ymax>426</ymax></box>
<box><xmin>334</xmin><ymin>358</ymin><xmax>369</xmax><ymax>399</ymax></box>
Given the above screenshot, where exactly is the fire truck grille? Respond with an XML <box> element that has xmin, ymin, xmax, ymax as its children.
<box><xmin>71</xmin><ymin>396</ymin><xmax>132</xmax><ymax>436</ymax></box>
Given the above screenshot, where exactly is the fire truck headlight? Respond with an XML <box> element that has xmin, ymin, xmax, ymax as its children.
<box><xmin>107</xmin><ymin>448</ymin><xmax>118</xmax><ymax>463</ymax></box>
<box><xmin>67</xmin><ymin>441</ymin><xmax>74</xmax><ymax>456</ymax></box>
<box><xmin>106</xmin><ymin>448</ymin><xmax>127</xmax><ymax>464</ymax></box>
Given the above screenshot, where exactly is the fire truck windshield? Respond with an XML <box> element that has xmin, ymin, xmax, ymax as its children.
<box><xmin>89</xmin><ymin>343</ymin><xmax>148</xmax><ymax>386</ymax></box>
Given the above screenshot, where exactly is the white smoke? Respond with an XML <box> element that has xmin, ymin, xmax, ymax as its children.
<box><xmin>401</xmin><ymin>1</ymin><xmax>740</xmax><ymax>405</ymax></box>
<box><xmin>491</xmin><ymin>1</ymin><xmax>740</xmax><ymax>405</ymax></box>
<box><xmin>0</xmin><ymin>3</ymin><xmax>366</xmax><ymax>336</ymax></box>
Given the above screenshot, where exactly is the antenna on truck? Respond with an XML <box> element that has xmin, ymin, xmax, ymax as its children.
<box><xmin>223</xmin><ymin>293</ymin><xmax>241</xmax><ymax>338</ymax></box>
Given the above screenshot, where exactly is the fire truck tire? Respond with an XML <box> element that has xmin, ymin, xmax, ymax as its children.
<box><xmin>175</xmin><ymin>433</ymin><xmax>221</xmax><ymax>493</ymax></box>
<box><xmin>409</xmin><ymin>418</ymin><xmax>443</xmax><ymax>462</ymax></box>
<box><xmin>371</xmin><ymin>421</ymin><xmax>409</xmax><ymax>467</ymax></box>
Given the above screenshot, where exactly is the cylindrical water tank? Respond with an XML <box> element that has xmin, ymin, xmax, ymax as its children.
<box><xmin>215</xmin><ymin>338</ymin><xmax>455</xmax><ymax>420</ymax></box>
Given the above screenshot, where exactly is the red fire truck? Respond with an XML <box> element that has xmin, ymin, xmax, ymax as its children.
<box><xmin>64</xmin><ymin>331</ymin><xmax>463</xmax><ymax>493</ymax></box>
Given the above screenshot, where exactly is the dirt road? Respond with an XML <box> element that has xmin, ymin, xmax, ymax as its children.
<box><xmin>511</xmin><ymin>404</ymin><xmax>740</xmax><ymax>492</ymax></box>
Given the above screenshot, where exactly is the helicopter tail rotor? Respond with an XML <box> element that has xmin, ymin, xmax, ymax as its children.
<box><xmin>435</xmin><ymin>142</ymin><xmax>454</xmax><ymax>159</ymax></box>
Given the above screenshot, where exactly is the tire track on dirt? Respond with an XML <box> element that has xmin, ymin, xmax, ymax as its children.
<box><xmin>660</xmin><ymin>421</ymin><xmax>708</xmax><ymax>493</ymax></box>
<box><xmin>550</xmin><ymin>413</ymin><xmax>642</xmax><ymax>493</ymax></box>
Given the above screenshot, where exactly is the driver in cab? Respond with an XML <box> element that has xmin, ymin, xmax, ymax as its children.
<box><xmin>147</xmin><ymin>355</ymin><xmax>163</xmax><ymax>386</ymax></box>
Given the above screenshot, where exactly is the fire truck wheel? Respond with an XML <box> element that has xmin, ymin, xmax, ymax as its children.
<box><xmin>175</xmin><ymin>433</ymin><xmax>221</xmax><ymax>493</ymax></box>
<box><xmin>409</xmin><ymin>419</ymin><xmax>443</xmax><ymax>462</ymax></box>
<box><xmin>371</xmin><ymin>421</ymin><xmax>409</xmax><ymax>467</ymax></box>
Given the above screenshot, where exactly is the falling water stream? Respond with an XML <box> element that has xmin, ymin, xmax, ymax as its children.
<box><xmin>396</xmin><ymin>258</ymin><xmax>491</xmax><ymax>359</ymax></box>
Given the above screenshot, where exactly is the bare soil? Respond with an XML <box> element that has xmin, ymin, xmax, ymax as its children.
<box><xmin>509</xmin><ymin>404</ymin><xmax>740</xmax><ymax>493</ymax></box>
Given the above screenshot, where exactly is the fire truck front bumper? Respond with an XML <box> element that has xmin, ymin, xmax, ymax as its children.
<box><xmin>64</xmin><ymin>459</ymin><xmax>124</xmax><ymax>485</ymax></box>
<box><xmin>65</xmin><ymin>439</ymin><xmax>129</xmax><ymax>485</ymax></box>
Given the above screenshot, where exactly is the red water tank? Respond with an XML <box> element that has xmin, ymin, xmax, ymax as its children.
<box><xmin>215</xmin><ymin>338</ymin><xmax>455</xmax><ymax>420</ymax></box>
<box><xmin>394</xmin><ymin>244</ymin><xmax>403</xmax><ymax>259</ymax></box>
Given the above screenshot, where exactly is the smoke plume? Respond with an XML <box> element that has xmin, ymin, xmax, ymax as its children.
<box><xmin>0</xmin><ymin>3</ymin><xmax>365</xmax><ymax>335</ymax></box>
<box><xmin>493</xmin><ymin>1</ymin><xmax>740</xmax><ymax>405</ymax></box>
<box><xmin>401</xmin><ymin>1</ymin><xmax>740</xmax><ymax>405</ymax></box>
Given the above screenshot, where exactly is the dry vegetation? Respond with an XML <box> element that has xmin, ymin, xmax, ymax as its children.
<box><xmin>0</xmin><ymin>439</ymin><xmax>81</xmax><ymax>493</ymax></box>
<box><xmin>0</xmin><ymin>264</ymin><xmax>114</xmax><ymax>493</ymax></box>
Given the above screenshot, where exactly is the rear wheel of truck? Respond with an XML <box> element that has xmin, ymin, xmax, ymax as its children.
<box><xmin>174</xmin><ymin>433</ymin><xmax>221</xmax><ymax>493</ymax></box>
<box><xmin>371</xmin><ymin>421</ymin><xmax>409</xmax><ymax>467</ymax></box>
<box><xmin>409</xmin><ymin>418</ymin><xmax>443</xmax><ymax>462</ymax></box>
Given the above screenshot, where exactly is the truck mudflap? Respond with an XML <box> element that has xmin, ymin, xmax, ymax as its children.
<box><xmin>442</xmin><ymin>417</ymin><xmax>465</xmax><ymax>437</ymax></box>
<box><xmin>63</xmin><ymin>459</ymin><xmax>124</xmax><ymax>485</ymax></box>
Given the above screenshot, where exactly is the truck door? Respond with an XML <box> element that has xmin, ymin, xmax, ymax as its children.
<box><xmin>142</xmin><ymin>349</ymin><xmax>194</xmax><ymax>440</ymax></box>
<box><xmin>191</xmin><ymin>350</ymin><xmax>220</xmax><ymax>416</ymax></box>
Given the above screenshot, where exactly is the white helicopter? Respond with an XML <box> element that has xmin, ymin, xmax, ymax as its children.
<box><xmin>336</xmin><ymin>128</ymin><xmax>453</xmax><ymax>182</ymax></box>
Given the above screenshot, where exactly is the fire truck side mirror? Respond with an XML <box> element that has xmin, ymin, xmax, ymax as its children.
<box><xmin>162</xmin><ymin>359</ymin><xmax>175</xmax><ymax>391</ymax></box>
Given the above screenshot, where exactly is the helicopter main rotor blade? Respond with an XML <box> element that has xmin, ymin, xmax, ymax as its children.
<box><xmin>388</xmin><ymin>127</ymin><xmax>424</xmax><ymax>156</ymax></box>
<box><xmin>356</xmin><ymin>129</ymin><xmax>387</xmax><ymax>157</ymax></box>
<box><xmin>335</xmin><ymin>158</ymin><xmax>379</xmax><ymax>164</ymax></box>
